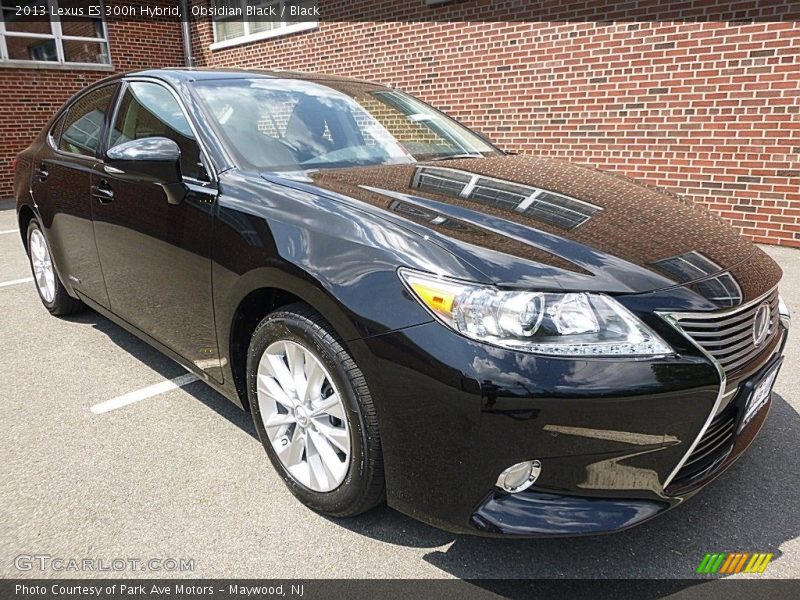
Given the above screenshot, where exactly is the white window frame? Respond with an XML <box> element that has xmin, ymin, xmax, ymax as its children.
<box><xmin>0</xmin><ymin>0</ymin><xmax>112</xmax><ymax>68</ymax></box>
<box><xmin>209</xmin><ymin>0</ymin><xmax>317</xmax><ymax>51</ymax></box>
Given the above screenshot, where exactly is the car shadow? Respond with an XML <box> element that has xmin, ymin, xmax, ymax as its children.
<box><xmin>66</xmin><ymin>311</ymin><xmax>799</xmax><ymax>582</ymax></box>
<box><xmin>65</xmin><ymin>310</ymin><xmax>259</xmax><ymax>440</ymax></box>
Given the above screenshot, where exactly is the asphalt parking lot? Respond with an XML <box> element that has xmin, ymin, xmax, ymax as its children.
<box><xmin>1</xmin><ymin>202</ymin><xmax>799</xmax><ymax>581</ymax></box>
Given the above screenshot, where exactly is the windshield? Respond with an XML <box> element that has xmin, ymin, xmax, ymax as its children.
<box><xmin>193</xmin><ymin>78</ymin><xmax>499</xmax><ymax>171</ymax></box>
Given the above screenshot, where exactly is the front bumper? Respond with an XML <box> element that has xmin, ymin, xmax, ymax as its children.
<box><xmin>350</xmin><ymin>310</ymin><xmax>787</xmax><ymax>537</ymax></box>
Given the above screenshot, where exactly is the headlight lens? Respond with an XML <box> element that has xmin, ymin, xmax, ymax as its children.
<box><xmin>399</xmin><ymin>269</ymin><xmax>672</xmax><ymax>356</ymax></box>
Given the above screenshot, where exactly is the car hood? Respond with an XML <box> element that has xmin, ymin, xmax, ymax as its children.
<box><xmin>261</xmin><ymin>155</ymin><xmax>777</xmax><ymax>301</ymax></box>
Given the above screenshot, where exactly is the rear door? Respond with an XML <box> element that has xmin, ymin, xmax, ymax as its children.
<box><xmin>29</xmin><ymin>84</ymin><xmax>118</xmax><ymax>308</ymax></box>
<box><xmin>91</xmin><ymin>79</ymin><xmax>221</xmax><ymax>380</ymax></box>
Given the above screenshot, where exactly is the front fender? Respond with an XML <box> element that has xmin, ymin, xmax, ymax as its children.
<box><xmin>211</xmin><ymin>171</ymin><xmax>473</xmax><ymax>338</ymax></box>
<box><xmin>211</xmin><ymin>171</ymin><xmax>480</xmax><ymax>404</ymax></box>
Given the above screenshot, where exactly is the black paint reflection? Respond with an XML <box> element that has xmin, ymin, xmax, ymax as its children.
<box><xmin>652</xmin><ymin>250</ymin><xmax>743</xmax><ymax>307</ymax></box>
<box><xmin>473</xmin><ymin>491</ymin><xmax>669</xmax><ymax>536</ymax></box>
<box><xmin>303</xmin><ymin>154</ymin><xmax>779</xmax><ymax>298</ymax></box>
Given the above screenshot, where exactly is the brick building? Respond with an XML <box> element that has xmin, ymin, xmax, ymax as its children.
<box><xmin>2</xmin><ymin>0</ymin><xmax>799</xmax><ymax>247</ymax></box>
<box><xmin>0</xmin><ymin>1</ymin><xmax>186</xmax><ymax>197</ymax></box>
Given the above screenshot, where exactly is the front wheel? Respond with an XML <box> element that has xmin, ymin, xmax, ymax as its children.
<box><xmin>247</xmin><ymin>303</ymin><xmax>384</xmax><ymax>517</ymax></box>
<box><xmin>26</xmin><ymin>219</ymin><xmax>84</xmax><ymax>316</ymax></box>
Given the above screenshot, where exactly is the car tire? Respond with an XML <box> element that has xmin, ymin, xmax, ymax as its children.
<box><xmin>26</xmin><ymin>219</ymin><xmax>84</xmax><ymax>316</ymax></box>
<box><xmin>247</xmin><ymin>302</ymin><xmax>385</xmax><ymax>517</ymax></box>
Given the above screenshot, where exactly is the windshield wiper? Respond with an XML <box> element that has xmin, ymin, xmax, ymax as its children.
<box><xmin>427</xmin><ymin>153</ymin><xmax>484</xmax><ymax>162</ymax></box>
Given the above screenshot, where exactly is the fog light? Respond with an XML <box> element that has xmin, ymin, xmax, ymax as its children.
<box><xmin>496</xmin><ymin>460</ymin><xmax>541</xmax><ymax>493</ymax></box>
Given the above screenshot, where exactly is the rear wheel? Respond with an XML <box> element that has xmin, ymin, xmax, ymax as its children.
<box><xmin>26</xmin><ymin>220</ymin><xmax>84</xmax><ymax>316</ymax></box>
<box><xmin>247</xmin><ymin>303</ymin><xmax>384</xmax><ymax>517</ymax></box>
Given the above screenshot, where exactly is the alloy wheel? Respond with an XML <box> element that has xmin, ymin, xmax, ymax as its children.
<box><xmin>29</xmin><ymin>229</ymin><xmax>56</xmax><ymax>303</ymax></box>
<box><xmin>256</xmin><ymin>340</ymin><xmax>350</xmax><ymax>492</ymax></box>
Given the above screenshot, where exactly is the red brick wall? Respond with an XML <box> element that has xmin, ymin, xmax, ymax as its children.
<box><xmin>189</xmin><ymin>2</ymin><xmax>800</xmax><ymax>247</ymax></box>
<box><xmin>0</xmin><ymin>7</ymin><xmax>184</xmax><ymax>198</ymax></box>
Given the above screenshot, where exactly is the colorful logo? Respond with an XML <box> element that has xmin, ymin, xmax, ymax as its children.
<box><xmin>697</xmin><ymin>552</ymin><xmax>773</xmax><ymax>574</ymax></box>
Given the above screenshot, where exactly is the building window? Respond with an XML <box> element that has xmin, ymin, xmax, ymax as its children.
<box><xmin>210</xmin><ymin>0</ymin><xmax>317</xmax><ymax>50</ymax></box>
<box><xmin>0</xmin><ymin>0</ymin><xmax>110</xmax><ymax>67</ymax></box>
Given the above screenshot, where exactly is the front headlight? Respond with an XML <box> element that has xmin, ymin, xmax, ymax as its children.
<box><xmin>399</xmin><ymin>269</ymin><xmax>672</xmax><ymax>357</ymax></box>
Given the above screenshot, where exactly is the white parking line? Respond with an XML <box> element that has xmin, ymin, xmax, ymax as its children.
<box><xmin>90</xmin><ymin>373</ymin><xmax>200</xmax><ymax>414</ymax></box>
<box><xmin>0</xmin><ymin>277</ymin><xmax>33</xmax><ymax>288</ymax></box>
<box><xmin>0</xmin><ymin>229</ymin><xmax>18</xmax><ymax>235</ymax></box>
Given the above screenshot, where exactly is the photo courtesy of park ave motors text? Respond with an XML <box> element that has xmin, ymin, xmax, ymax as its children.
<box><xmin>1</xmin><ymin>0</ymin><xmax>799</xmax><ymax>588</ymax></box>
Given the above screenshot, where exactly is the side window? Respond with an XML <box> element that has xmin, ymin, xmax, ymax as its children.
<box><xmin>109</xmin><ymin>82</ymin><xmax>202</xmax><ymax>180</ymax></box>
<box><xmin>59</xmin><ymin>85</ymin><xmax>115</xmax><ymax>157</ymax></box>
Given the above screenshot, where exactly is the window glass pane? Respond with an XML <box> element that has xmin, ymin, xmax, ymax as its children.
<box><xmin>249</xmin><ymin>19</ymin><xmax>279</xmax><ymax>34</ymax></box>
<box><xmin>354</xmin><ymin>93</ymin><xmax>454</xmax><ymax>156</ymax></box>
<box><xmin>59</xmin><ymin>85</ymin><xmax>115</xmax><ymax>156</ymax></box>
<box><xmin>195</xmin><ymin>79</ymin><xmax>498</xmax><ymax>170</ymax></box>
<box><xmin>2</xmin><ymin>1</ymin><xmax>110</xmax><ymax>65</ymax></box>
<box><xmin>212</xmin><ymin>0</ymin><xmax>316</xmax><ymax>42</ymax></box>
<box><xmin>247</xmin><ymin>0</ymin><xmax>277</xmax><ymax>34</ymax></box>
<box><xmin>1</xmin><ymin>1</ymin><xmax>51</xmax><ymax>34</ymax></box>
<box><xmin>62</xmin><ymin>39</ymin><xmax>109</xmax><ymax>63</ymax></box>
<box><xmin>3</xmin><ymin>5</ymin><xmax>52</xmax><ymax>35</ymax></box>
<box><xmin>213</xmin><ymin>0</ymin><xmax>244</xmax><ymax>41</ymax></box>
<box><xmin>110</xmin><ymin>82</ymin><xmax>201</xmax><ymax>180</ymax></box>
<box><xmin>60</xmin><ymin>18</ymin><xmax>104</xmax><ymax>38</ymax></box>
<box><xmin>5</xmin><ymin>35</ymin><xmax>56</xmax><ymax>60</ymax></box>
<box><xmin>214</xmin><ymin>18</ymin><xmax>244</xmax><ymax>41</ymax></box>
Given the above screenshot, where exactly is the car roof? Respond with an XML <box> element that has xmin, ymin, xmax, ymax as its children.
<box><xmin>109</xmin><ymin>68</ymin><xmax>389</xmax><ymax>88</ymax></box>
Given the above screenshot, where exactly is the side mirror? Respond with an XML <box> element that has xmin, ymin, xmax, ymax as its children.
<box><xmin>106</xmin><ymin>137</ymin><xmax>185</xmax><ymax>205</ymax></box>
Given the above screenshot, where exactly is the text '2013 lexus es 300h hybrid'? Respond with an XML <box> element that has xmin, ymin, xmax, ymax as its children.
<box><xmin>14</xmin><ymin>69</ymin><xmax>791</xmax><ymax>537</ymax></box>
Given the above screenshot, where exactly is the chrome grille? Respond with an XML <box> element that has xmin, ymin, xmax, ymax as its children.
<box><xmin>673</xmin><ymin>289</ymin><xmax>780</xmax><ymax>376</ymax></box>
<box><xmin>673</xmin><ymin>410</ymin><xmax>736</xmax><ymax>484</ymax></box>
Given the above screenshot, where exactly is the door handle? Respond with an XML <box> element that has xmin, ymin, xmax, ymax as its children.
<box><xmin>104</xmin><ymin>164</ymin><xmax>124</xmax><ymax>175</ymax></box>
<box><xmin>35</xmin><ymin>163</ymin><xmax>48</xmax><ymax>182</ymax></box>
<box><xmin>91</xmin><ymin>180</ymin><xmax>114</xmax><ymax>204</ymax></box>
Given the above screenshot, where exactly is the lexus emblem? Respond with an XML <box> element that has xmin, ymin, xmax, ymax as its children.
<box><xmin>752</xmin><ymin>302</ymin><xmax>771</xmax><ymax>347</ymax></box>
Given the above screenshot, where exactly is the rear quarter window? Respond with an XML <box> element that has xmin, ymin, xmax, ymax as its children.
<box><xmin>58</xmin><ymin>85</ymin><xmax>115</xmax><ymax>157</ymax></box>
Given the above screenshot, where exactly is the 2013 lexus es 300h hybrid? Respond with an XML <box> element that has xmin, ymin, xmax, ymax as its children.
<box><xmin>14</xmin><ymin>69</ymin><xmax>791</xmax><ymax>537</ymax></box>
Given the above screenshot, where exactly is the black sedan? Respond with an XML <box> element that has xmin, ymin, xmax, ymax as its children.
<box><xmin>13</xmin><ymin>69</ymin><xmax>791</xmax><ymax>537</ymax></box>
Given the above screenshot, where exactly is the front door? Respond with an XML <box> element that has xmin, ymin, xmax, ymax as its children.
<box><xmin>92</xmin><ymin>80</ymin><xmax>221</xmax><ymax>380</ymax></box>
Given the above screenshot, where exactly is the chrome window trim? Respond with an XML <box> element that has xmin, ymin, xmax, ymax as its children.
<box><xmin>46</xmin><ymin>112</ymin><xmax>65</xmax><ymax>150</ymax></box>
<box><xmin>656</xmin><ymin>283</ymin><xmax>780</xmax><ymax>490</ymax></box>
